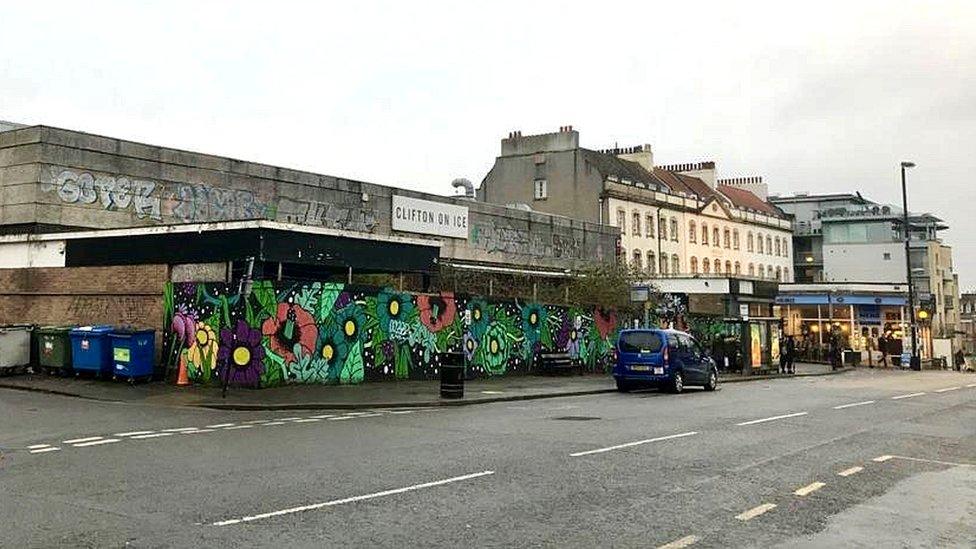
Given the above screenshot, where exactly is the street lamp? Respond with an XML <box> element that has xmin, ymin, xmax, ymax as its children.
<box><xmin>900</xmin><ymin>161</ymin><xmax>921</xmax><ymax>371</ymax></box>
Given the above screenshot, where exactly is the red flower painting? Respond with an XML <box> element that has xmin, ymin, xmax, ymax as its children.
<box><xmin>417</xmin><ymin>292</ymin><xmax>457</xmax><ymax>333</ymax></box>
<box><xmin>262</xmin><ymin>302</ymin><xmax>317</xmax><ymax>363</ymax></box>
<box><xmin>594</xmin><ymin>308</ymin><xmax>617</xmax><ymax>339</ymax></box>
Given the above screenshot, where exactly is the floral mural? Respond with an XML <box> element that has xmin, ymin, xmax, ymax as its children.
<box><xmin>163</xmin><ymin>281</ymin><xmax>622</xmax><ymax>388</ymax></box>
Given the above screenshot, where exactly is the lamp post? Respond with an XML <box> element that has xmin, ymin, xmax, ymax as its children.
<box><xmin>900</xmin><ymin>161</ymin><xmax>920</xmax><ymax>371</ymax></box>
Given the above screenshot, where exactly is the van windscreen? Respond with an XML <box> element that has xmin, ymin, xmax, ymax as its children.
<box><xmin>619</xmin><ymin>332</ymin><xmax>664</xmax><ymax>353</ymax></box>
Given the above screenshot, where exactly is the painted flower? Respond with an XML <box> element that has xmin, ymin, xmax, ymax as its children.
<box><xmin>554</xmin><ymin>316</ymin><xmax>571</xmax><ymax>349</ymax></box>
<box><xmin>334</xmin><ymin>292</ymin><xmax>353</xmax><ymax>310</ymax></box>
<box><xmin>262</xmin><ymin>301</ymin><xmax>317</xmax><ymax>364</ymax></box>
<box><xmin>186</xmin><ymin>322</ymin><xmax>218</xmax><ymax>381</ymax></box>
<box><xmin>594</xmin><ymin>308</ymin><xmax>617</xmax><ymax>339</ymax></box>
<box><xmin>418</xmin><ymin>292</ymin><xmax>457</xmax><ymax>333</ymax></box>
<box><xmin>466</xmin><ymin>299</ymin><xmax>490</xmax><ymax>340</ymax></box>
<box><xmin>462</xmin><ymin>332</ymin><xmax>478</xmax><ymax>362</ymax></box>
<box><xmin>316</xmin><ymin>321</ymin><xmax>349</xmax><ymax>376</ymax></box>
<box><xmin>218</xmin><ymin>320</ymin><xmax>265</xmax><ymax>387</ymax></box>
<box><xmin>377</xmin><ymin>290</ymin><xmax>415</xmax><ymax>331</ymax></box>
<box><xmin>334</xmin><ymin>303</ymin><xmax>366</xmax><ymax>345</ymax></box>
<box><xmin>171</xmin><ymin>307</ymin><xmax>197</xmax><ymax>347</ymax></box>
<box><xmin>565</xmin><ymin>327</ymin><xmax>581</xmax><ymax>359</ymax></box>
<box><xmin>480</xmin><ymin>322</ymin><xmax>510</xmax><ymax>375</ymax></box>
<box><xmin>521</xmin><ymin>304</ymin><xmax>547</xmax><ymax>344</ymax></box>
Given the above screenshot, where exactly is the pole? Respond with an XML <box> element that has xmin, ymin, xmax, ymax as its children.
<box><xmin>901</xmin><ymin>162</ymin><xmax>920</xmax><ymax>370</ymax></box>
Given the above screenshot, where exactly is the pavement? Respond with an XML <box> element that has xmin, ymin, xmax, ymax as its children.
<box><xmin>2</xmin><ymin>367</ymin><xmax>974</xmax><ymax>547</ymax></box>
<box><xmin>0</xmin><ymin>362</ymin><xmax>849</xmax><ymax>410</ymax></box>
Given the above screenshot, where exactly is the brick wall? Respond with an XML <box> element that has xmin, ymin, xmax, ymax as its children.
<box><xmin>0</xmin><ymin>264</ymin><xmax>168</xmax><ymax>330</ymax></box>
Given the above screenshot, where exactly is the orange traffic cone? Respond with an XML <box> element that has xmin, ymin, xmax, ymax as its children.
<box><xmin>176</xmin><ymin>352</ymin><xmax>191</xmax><ymax>386</ymax></box>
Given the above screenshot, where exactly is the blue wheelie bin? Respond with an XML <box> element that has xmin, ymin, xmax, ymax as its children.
<box><xmin>109</xmin><ymin>329</ymin><xmax>156</xmax><ymax>382</ymax></box>
<box><xmin>69</xmin><ymin>326</ymin><xmax>114</xmax><ymax>377</ymax></box>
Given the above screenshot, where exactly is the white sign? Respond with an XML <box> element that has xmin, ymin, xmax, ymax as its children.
<box><xmin>739</xmin><ymin>304</ymin><xmax>750</xmax><ymax>320</ymax></box>
<box><xmin>392</xmin><ymin>195</ymin><xmax>469</xmax><ymax>239</ymax></box>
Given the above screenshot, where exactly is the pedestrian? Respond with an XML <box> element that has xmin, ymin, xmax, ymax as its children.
<box><xmin>829</xmin><ymin>333</ymin><xmax>841</xmax><ymax>370</ymax></box>
<box><xmin>783</xmin><ymin>335</ymin><xmax>796</xmax><ymax>374</ymax></box>
<box><xmin>878</xmin><ymin>335</ymin><xmax>889</xmax><ymax>368</ymax></box>
<box><xmin>954</xmin><ymin>349</ymin><xmax>965</xmax><ymax>372</ymax></box>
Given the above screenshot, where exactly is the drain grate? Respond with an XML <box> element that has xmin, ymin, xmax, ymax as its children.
<box><xmin>551</xmin><ymin>416</ymin><xmax>601</xmax><ymax>421</ymax></box>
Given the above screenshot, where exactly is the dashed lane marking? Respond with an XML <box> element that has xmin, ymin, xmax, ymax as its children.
<box><xmin>205</xmin><ymin>423</ymin><xmax>235</xmax><ymax>429</ymax></box>
<box><xmin>891</xmin><ymin>392</ymin><xmax>925</xmax><ymax>400</ymax></box>
<box><xmin>833</xmin><ymin>400</ymin><xmax>875</xmax><ymax>410</ymax></box>
<box><xmin>935</xmin><ymin>386</ymin><xmax>961</xmax><ymax>393</ymax></box>
<box><xmin>244</xmin><ymin>419</ymin><xmax>271</xmax><ymax>424</ymax></box>
<box><xmin>223</xmin><ymin>425</ymin><xmax>254</xmax><ymax>430</ymax></box>
<box><xmin>873</xmin><ymin>455</ymin><xmax>894</xmax><ymax>463</ymax></box>
<box><xmin>162</xmin><ymin>427</ymin><xmax>200</xmax><ymax>433</ymax></box>
<box><xmin>211</xmin><ymin>470</ymin><xmax>495</xmax><ymax>526</ymax></box>
<box><xmin>114</xmin><ymin>431</ymin><xmax>155</xmax><ymax>437</ymax></box>
<box><xmin>838</xmin><ymin>466</ymin><xmax>863</xmax><ymax>477</ymax></box>
<box><xmin>63</xmin><ymin>437</ymin><xmax>103</xmax><ymax>444</ymax></box>
<box><xmin>278</xmin><ymin>417</ymin><xmax>302</xmax><ymax>421</ymax></box>
<box><xmin>182</xmin><ymin>429</ymin><xmax>216</xmax><ymax>434</ymax></box>
<box><xmin>967</xmin><ymin>383</ymin><xmax>976</xmax><ymax>388</ymax></box>
<box><xmin>736</xmin><ymin>412</ymin><xmax>808</xmax><ymax>426</ymax></box>
<box><xmin>358</xmin><ymin>413</ymin><xmax>383</xmax><ymax>418</ymax></box>
<box><xmin>388</xmin><ymin>410</ymin><xmax>414</xmax><ymax>415</ymax></box>
<box><xmin>29</xmin><ymin>447</ymin><xmax>61</xmax><ymax>454</ymax></box>
<box><xmin>131</xmin><ymin>433</ymin><xmax>175</xmax><ymax>440</ymax></box>
<box><xmin>262</xmin><ymin>421</ymin><xmax>286</xmax><ymax>426</ymax></box>
<box><xmin>27</xmin><ymin>444</ymin><xmax>52</xmax><ymax>450</ymax></box>
<box><xmin>570</xmin><ymin>431</ymin><xmax>699</xmax><ymax>457</ymax></box>
<box><xmin>73</xmin><ymin>438</ymin><xmax>121</xmax><ymax>448</ymax></box>
<box><xmin>889</xmin><ymin>455</ymin><xmax>975</xmax><ymax>468</ymax></box>
<box><xmin>793</xmin><ymin>481</ymin><xmax>826</xmax><ymax>496</ymax></box>
<box><xmin>308</xmin><ymin>414</ymin><xmax>337</xmax><ymax>419</ymax></box>
<box><xmin>658</xmin><ymin>535</ymin><xmax>700</xmax><ymax>548</ymax></box>
<box><xmin>735</xmin><ymin>503</ymin><xmax>777</xmax><ymax>521</ymax></box>
<box><xmin>292</xmin><ymin>418</ymin><xmax>322</xmax><ymax>423</ymax></box>
<box><xmin>328</xmin><ymin>416</ymin><xmax>353</xmax><ymax>421</ymax></box>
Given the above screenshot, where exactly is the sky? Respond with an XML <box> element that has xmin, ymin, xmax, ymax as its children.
<box><xmin>2</xmin><ymin>1</ymin><xmax>974</xmax><ymax>286</ymax></box>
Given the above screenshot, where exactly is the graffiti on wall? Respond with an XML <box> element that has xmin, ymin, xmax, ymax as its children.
<box><xmin>42</xmin><ymin>169</ymin><xmax>161</xmax><ymax>219</ymax></box>
<box><xmin>168</xmin><ymin>183</ymin><xmax>270</xmax><ymax>223</ymax></box>
<box><xmin>470</xmin><ymin>222</ymin><xmax>583</xmax><ymax>259</ymax></box>
<box><xmin>164</xmin><ymin>281</ymin><xmax>621</xmax><ymax>387</ymax></box>
<box><xmin>277</xmin><ymin>197</ymin><xmax>378</xmax><ymax>233</ymax></box>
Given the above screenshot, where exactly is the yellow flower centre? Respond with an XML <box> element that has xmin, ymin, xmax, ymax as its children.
<box><xmin>232</xmin><ymin>346</ymin><xmax>251</xmax><ymax>366</ymax></box>
<box><xmin>570</xmin><ymin>330</ymin><xmax>577</xmax><ymax>341</ymax></box>
<box><xmin>389</xmin><ymin>300</ymin><xmax>400</xmax><ymax>316</ymax></box>
<box><xmin>474</xmin><ymin>309</ymin><xmax>481</xmax><ymax>320</ymax></box>
<box><xmin>322</xmin><ymin>344</ymin><xmax>334</xmax><ymax>361</ymax></box>
<box><xmin>466</xmin><ymin>339</ymin><xmax>474</xmax><ymax>350</ymax></box>
<box><xmin>490</xmin><ymin>339</ymin><xmax>499</xmax><ymax>354</ymax></box>
<box><xmin>195</xmin><ymin>329</ymin><xmax>208</xmax><ymax>346</ymax></box>
<box><xmin>344</xmin><ymin>320</ymin><xmax>356</xmax><ymax>337</ymax></box>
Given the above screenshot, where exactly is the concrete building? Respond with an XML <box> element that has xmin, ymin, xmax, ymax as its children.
<box><xmin>960</xmin><ymin>292</ymin><xmax>976</xmax><ymax>356</ymax></box>
<box><xmin>478</xmin><ymin>127</ymin><xmax>793</xmax><ymax>371</ymax></box>
<box><xmin>771</xmin><ymin>192</ymin><xmax>961</xmax><ymax>364</ymax></box>
<box><xmin>0</xmin><ymin>123</ymin><xmax>619</xmax><ymax>361</ymax></box>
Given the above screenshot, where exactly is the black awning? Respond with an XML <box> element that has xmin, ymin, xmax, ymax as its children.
<box><xmin>64</xmin><ymin>227</ymin><xmax>439</xmax><ymax>273</ymax></box>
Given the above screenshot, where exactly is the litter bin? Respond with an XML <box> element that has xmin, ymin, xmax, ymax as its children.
<box><xmin>70</xmin><ymin>326</ymin><xmax>114</xmax><ymax>377</ymax></box>
<box><xmin>842</xmin><ymin>349</ymin><xmax>861</xmax><ymax>366</ymax></box>
<box><xmin>37</xmin><ymin>326</ymin><xmax>75</xmax><ymax>375</ymax></box>
<box><xmin>109</xmin><ymin>329</ymin><xmax>156</xmax><ymax>382</ymax></box>
<box><xmin>439</xmin><ymin>352</ymin><xmax>465</xmax><ymax>399</ymax></box>
<box><xmin>0</xmin><ymin>325</ymin><xmax>32</xmax><ymax>374</ymax></box>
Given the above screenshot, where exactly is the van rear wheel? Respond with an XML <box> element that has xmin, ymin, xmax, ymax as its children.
<box><xmin>670</xmin><ymin>371</ymin><xmax>684</xmax><ymax>394</ymax></box>
<box><xmin>704</xmin><ymin>369</ymin><xmax>718</xmax><ymax>391</ymax></box>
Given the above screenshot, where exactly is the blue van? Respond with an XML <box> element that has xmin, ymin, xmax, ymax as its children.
<box><xmin>613</xmin><ymin>329</ymin><xmax>718</xmax><ymax>393</ymax></box>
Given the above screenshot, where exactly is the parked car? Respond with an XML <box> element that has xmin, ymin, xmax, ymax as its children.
<box><xmin>613</xmin><ymin>328</ymin><xmax>718</xmax><ymax>393</ymax></box>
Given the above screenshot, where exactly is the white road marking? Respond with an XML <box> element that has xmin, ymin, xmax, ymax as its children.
<box><xmin>838</xmin><ymin>466</ymin><xmax>864</xmax><ymax>477</ymax></box>
<box><xmin>658</xmin><ymin>534</ymin><xmax>700</xmax><ymax>548</ymax></box>
<box><xmin>966</xmin><ymin>383</ymin><xmax>976</xmax><ymax>388</ymax></box>
<box><xmin>73</xmin><ymin>438</ymin><xmax>121</xmax><ymax>448</ymax></box>
<box><xmin>63</xmin><ymin>437</ymin><xmax>103</xmax><ymax>444</ymax></box>
<box><xmin>244</xmin><ymin>419</ymin><xmax>271</xmax><ymax>424</ymax></box>
<box><xmin>736</xmin><ymin>412</ymin><xmax>808</xmax><ymax>426</ymax></box>
<box><xmin>262</xmin><ymin>421</ymin><xmax>287</xmax><ymax>426</ymax></box>
<box><xmin>27</xmin><ymin>444</ymin><xmax>51</xmax><ymax>449</ymax></box>
<box><xmin>223</xmin><ymin>425</ymin><xmax>253</xmax><ymax>430</ymax></box>
<box><xmin>358</xmin><ymin>413</ymin><xmax>382</xmax><ymax>418</ymax></box>
<box><xmin>162</xmin><ymin>427</ymin><xmax>200</xmax><ymax>433</ymax></box>
<box><xmin>873</xmin><ymin>455</ymin><xmax>894</xmax><ymax>462</ymax></box>
<box><xmin>935</xmin><ymin>386</ymin><xmax>961</xmax><ymax>393</ymax></box>
<box><xmin>480</xmin><ymin>390</ymin><xmax>504</xmax><ymax>395</ymax></box>
<box><xmin>793</xmin><ymin>481</ymin><xmax>826</xmax><ymax>496</ymax></box>
<box><xmin>131</xmin><ymin>432</ymin><xmax>175</xmax><ymax>439</ymax></box>
<box><xmin>570</xmin><ymin>431</ymin><xmax>699</xmax><ymax>457</ymax></box>
<box><xmin>889</xmin><ymin>455</ymin><xmax>975</xmax><ymax>467</ymax></box>
<box><xmin>212</xmin><ymin>470</ymin><xmax>495</xmax><ymax>526</ymax></box>
<box><xmin>308</xmin><ymin>414</ymin><xmax>337</xmax><ymax>419</ymax></box>
<box><xmin>833</xmin><ymin>400</ymin><xmax>875</xmax><ymax>410</ymax></box>
<box><xmin>114</xmin><ymin>431</ymin><xmax>155</xmax><ymax>437</ymax></box>
<box><xmin>342</xmin><ymin>412</ymin><xmax>370</xmax><ymax>417</ymax></box>
<box><xmin>30</xmin><ymin>447</ymin><xmax>61</xmax><ymax>454</ymax></box>
<box><xmin>292</xmin><ymin>418</ymin><xmax>322</xmax><ymax>423</ymax></box>
<box><xmin>388</xmin><ymin>410</ymin><xmax>414</xmax><ymax>415</ymax></box>
<box><xmin>328</xmin><ymin>416</ymin><xmax>353</xmax><ymax>421</ymax></box>
<box><xmin>182</xmin><ymin>429</ymin><xmax>216</xmax><ymax>434</ymax></box>
<box><xmin>735</xmin><ymin>503</ymin><xmax>777</xmax><ymax>521</ymax></box>
<box><xmin>278</xmin><ymin>417</ymin><xmax>302</xmax><ymax>421</ymax></box>
<box><xmin>206</xmin><ymin>423</ymin><xmax>235</xmax><ymax>429</ymax></box>
<box><xmin>891</xmin><ymin>392</ymin><xmax>925</xmax><ymax>400</ymax></box>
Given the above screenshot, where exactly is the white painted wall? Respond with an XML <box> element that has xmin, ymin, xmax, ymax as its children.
<box><xmin>0</xmin><ymin>240</ymin><xmax>66</xmax><ymax>268</ymax></box>
<box><xmin>823</xmin><ymin>242</ymin><xmax>906</xmax><ymax>283</ymax></box>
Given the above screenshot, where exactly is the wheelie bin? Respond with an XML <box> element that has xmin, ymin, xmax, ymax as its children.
<box><xmin>108</xmin><ymin>329</ymin><xmax>156</xmax><ymax>383</ymax></box>
<box><xmin>0</xmin><ymin>325</ymin><xmax>32</xmax><ymax>375</ymax></box>
<box><xmin>37</xmin><ymin>326</ymin><xmax>75</xmax><ymax>375</ymax></box>
<box><xmin>70</xmin><ymin>326</ymin><xmax>114</xmax><ymax>377</ymax></box>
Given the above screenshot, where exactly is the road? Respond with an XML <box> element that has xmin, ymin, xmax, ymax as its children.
<box><xmin>2</xmin><ymin>369</ymin><xmax>975</xmax><ymax>548</ymax></box>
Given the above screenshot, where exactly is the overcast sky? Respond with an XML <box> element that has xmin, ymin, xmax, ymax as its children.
<box><xmin>3</xmin><ymin>1</ymin><xmax>974</xmax><ymax>286</ymax></box>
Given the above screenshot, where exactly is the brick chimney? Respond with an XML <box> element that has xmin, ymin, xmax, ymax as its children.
<box><xmin>500</xmin><ymin>126</ymin><xmax>579</xmax><ymax>156</ymax></box>
<box><xmin>658</xmin><ymin>161</ymin><xmax>717</xmax><ymax>189</ymax></box>
<box><xmin>718</xmin><ymin>176</ymin><xmax>768</xmax><ymax>200</ymax></box>
<box><xmin>616</xmin><ymin>144</ymin><xmax>654</xmax><ymax>172</ymax></box>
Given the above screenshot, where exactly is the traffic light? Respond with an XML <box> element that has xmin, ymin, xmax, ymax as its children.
<box><xmin>916</xmin><ymin>297</ymin><xmax>935</xmax><ymax>322</ymax></box>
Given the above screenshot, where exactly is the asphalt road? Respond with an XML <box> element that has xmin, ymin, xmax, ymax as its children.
<box><xmin>2</xmin><ymin>369</ymin><xmax>975</xmax><ymax>548</ymax></box>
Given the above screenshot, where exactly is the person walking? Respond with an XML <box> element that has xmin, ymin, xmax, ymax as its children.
<box><xmin>784</xmin><ymin>335</ymin><xmax>796</xmax><ymax>374</ymax></box>
<box><xmin>878</xmin><ymin>335</ymin><xmax>889</xmax><ymax>368</ymax></box>
<box><xmin>828</xmin><ymin>332</ymin><xmax>841</xmax><ymax>370</ymax></box>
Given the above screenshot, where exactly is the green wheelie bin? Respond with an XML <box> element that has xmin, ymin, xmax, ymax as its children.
<box><xmin>37</xmin><ymin>326</ymin><xmax>75</xmax><ymax>376</ymax></box>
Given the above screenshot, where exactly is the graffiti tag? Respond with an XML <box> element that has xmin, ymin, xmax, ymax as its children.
<box><xmin>169</xmin><ymin>183</ymin><xmax>269</xmax><ymax>223</ymax></box>
<box><xmin>45</xmin><ymin>169</ymin><xmax>161</xmax><ymax>220</ymax></box>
